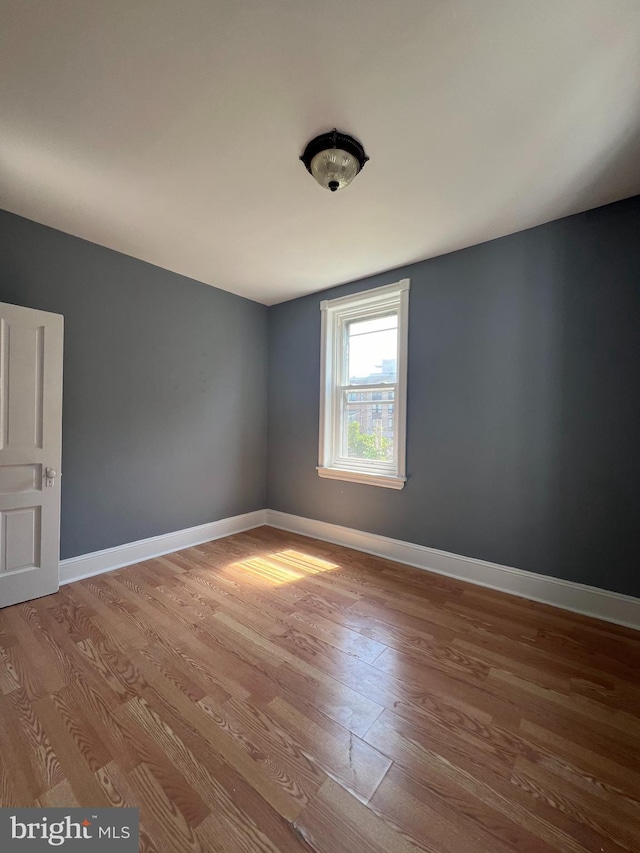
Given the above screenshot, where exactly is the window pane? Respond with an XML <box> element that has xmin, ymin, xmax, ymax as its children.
<box><xmin>345</xmin><ymin>403</ymin><xmax>395</xmax><ymax>462</ymax></box>
<box><xmin>347</xmin><ymin>315</ymin><xmax>397</xmax><ymax>384</ymax></box>
<box><xmin>348</xmin><ymin>315</ymin><xmax>397</xmax><ymax>336</ymax></box>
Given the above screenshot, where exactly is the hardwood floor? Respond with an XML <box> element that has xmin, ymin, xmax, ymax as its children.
<box><xmin>1</xmin><ymin>526</ymin><xmax>639</xmax><ymax>852</ymax></box>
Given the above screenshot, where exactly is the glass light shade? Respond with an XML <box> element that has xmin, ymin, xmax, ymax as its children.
<box><xmin>310</xmin><ymin>148</ymin><xmax>360</xmax><ymax>191</ymax></box>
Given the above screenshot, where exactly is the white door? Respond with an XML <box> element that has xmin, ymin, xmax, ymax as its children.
<box><xmin>0</xmin><ymin>302</ymin><xmax>63</xmax><ymax>608</ymax></box>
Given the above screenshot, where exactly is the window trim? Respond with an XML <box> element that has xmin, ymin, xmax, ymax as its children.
<box><xmin>317</xmin><ymin>279</ymin><xmax>409</xmax><ymax>489</ymax></box>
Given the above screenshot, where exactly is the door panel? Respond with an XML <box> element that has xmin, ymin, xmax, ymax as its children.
<box><xmin>0</xmin><ymin>463</ymin><xmax>42</xmax><ymax>493</ymax></box>
<box><xmin>1</xmin><ymin>320</ymin><xmax>44</xmax><ymax>449</ymax></box>
<box><xmin>0</xmin><ymin>302</ymin><xmax>63</xmax><ymax>607</ymax></box>
<box><xmin>1</xmin><ymin>506</ymin><xmax>41</xmax><ymax>573</ymax></box>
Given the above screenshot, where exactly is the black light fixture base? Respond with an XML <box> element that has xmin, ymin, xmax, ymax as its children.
<box><xmin>300</xmin><ymin>129</ymin><xmax>369</xmax><ymax>181</ymax></box>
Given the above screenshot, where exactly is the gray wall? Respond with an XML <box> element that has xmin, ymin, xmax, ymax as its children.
<box><xmin>268</xmin><ymin>195</ymin><xmax>640</xmax><ymax>598</ymax></box>
<box><xmin>0</xmin><ymin>209</ymin><xmax>268</xmax><ymax>560</ymax></box>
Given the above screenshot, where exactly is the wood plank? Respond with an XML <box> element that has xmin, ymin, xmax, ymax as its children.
<box><xmin>511</xmin><ymin>756</ymin><xmax>639</xmax><ymax>852</ymax></box>
<box><xmin>364</xmin><ymin>708</ymin><xmax>520</xmax><ymax>782</ymax></box>
<box><xmin>369</xmin><ymin>765</ymin><xmax>518</xmax><ymax>853</ymax></box>
<box><xmin>38</xmin><ymin>779</ymin><xmax>79</xmax><ymax>808</ymax></box>
<box><xmin>94</xmin><ymin>762</ymin><xmax>161</xmax><ymax>853</ymax></box>
<box><xmin>32</xmin><ymin>694</ymin><xmax>112</xmax><ymax>806</ymax></box>
<box><xmin>125</xmin><ymin>666</ymin><xmax>310</xmax><ymax>823</ymax></box>
<box><xmin>0</xmin><ymin>688</ymin><xmax>63</xmax><ymax>799</ymax></box>
<box><xmin>217</xmin><ymin>696</ymin><xmax>327</xmax><ymax>807</ymax></box>
<box><xmin>208</xmin><ymin>611</ymin><xmax>384</xmax><ymax>736</ymax></box>
<box><xmin>122</xmin><ymin>694</ymin><xmax>304</xmax><ymax>852</ymax></box>
<box><xmin>362</xmin><ymin>712</ymin><xmax>618</xmax><ymax>852</ymax></box>
<box><xmin>266</xmin><ymin>696</ymin><xmax>391</xmax><ymax>803</ymax></box>
<box><xmin>294</xmin><ymin>778</ymin><xmax>426</xmax><ymax>853</ymax></box>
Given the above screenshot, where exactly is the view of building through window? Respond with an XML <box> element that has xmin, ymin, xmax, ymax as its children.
<box><xmin>345</xmin><ymin>314</ymin><xmax>398</xmax><ymax>461</ymax></box>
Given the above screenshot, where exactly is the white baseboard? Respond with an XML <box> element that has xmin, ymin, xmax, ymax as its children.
<box><xmin>59</xmin><ymin>510</ymin><xmax>267</xmax><ymax>585</ymax></box>
<box><xmin>265</xmin><ymin>510</ymin><xmax>640</xmax><ymax>630</ymax></box>
<box><xmin>59</xmin><ymin>507</ymin><xmax>640</xmax><ymax>631</ymax></box>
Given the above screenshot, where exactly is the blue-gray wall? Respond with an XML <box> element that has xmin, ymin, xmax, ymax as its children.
<box><xmin>268</xmin><ymin>195</ymin><xmax>640</xmax><ymax>598</ymax></box>
<box><xmin>0</xmin><ymin>209</ymin><xmax>268</xmax><ymax>560</ymax></box>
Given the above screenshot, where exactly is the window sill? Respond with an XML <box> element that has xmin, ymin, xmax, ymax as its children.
<box><xmin>317</xmin><ymin>466</ymin><xmax>406</xmax><ymax>490</ymax></box>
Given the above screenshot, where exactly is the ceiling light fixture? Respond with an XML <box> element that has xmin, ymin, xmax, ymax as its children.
<box><xmin>300</xmin><ymin>129</ymin><xmax>369</xmax><ymax>192</ymax></box>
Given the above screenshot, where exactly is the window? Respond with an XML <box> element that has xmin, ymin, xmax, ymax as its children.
<box><xmin>318</xmin><ymin>279</ymin><xmax>409</xmax><ymax>489</ymax></box>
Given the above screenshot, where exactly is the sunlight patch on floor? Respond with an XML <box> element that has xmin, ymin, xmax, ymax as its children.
<box><xmin>225</xmin><ymin>549</ymin><xmax>339</xmax><ymax>586</ymax></box>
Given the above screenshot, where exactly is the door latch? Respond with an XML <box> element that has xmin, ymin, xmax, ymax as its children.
<box><xmin>45</xmin><ymin>466</ymin><xmax>56</xmax><ymax>488</ymax></box>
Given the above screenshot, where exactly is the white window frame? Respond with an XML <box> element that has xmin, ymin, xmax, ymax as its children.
<box><xmin>318</xmin><ymin>279</ymin><xmax>409</xmax><ymax>489</ymax></box>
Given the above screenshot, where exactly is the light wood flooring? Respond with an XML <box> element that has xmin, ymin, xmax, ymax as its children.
<box><xmin>1</xmin><ymin>526</ymin><xmax>639</xmax><ymax>852</ymax></box>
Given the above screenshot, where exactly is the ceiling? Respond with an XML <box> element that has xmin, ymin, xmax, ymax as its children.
<box><xmin>2</xmin><ymin>0</ymin><xmax>640</xmax><ymax>305</ymax></box>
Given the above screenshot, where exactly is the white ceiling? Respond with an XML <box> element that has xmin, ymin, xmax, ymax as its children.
<box><xmin>2</xmin><ymin>1</ymin><xmax>640</xmax><ymax>305</ymax></box>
